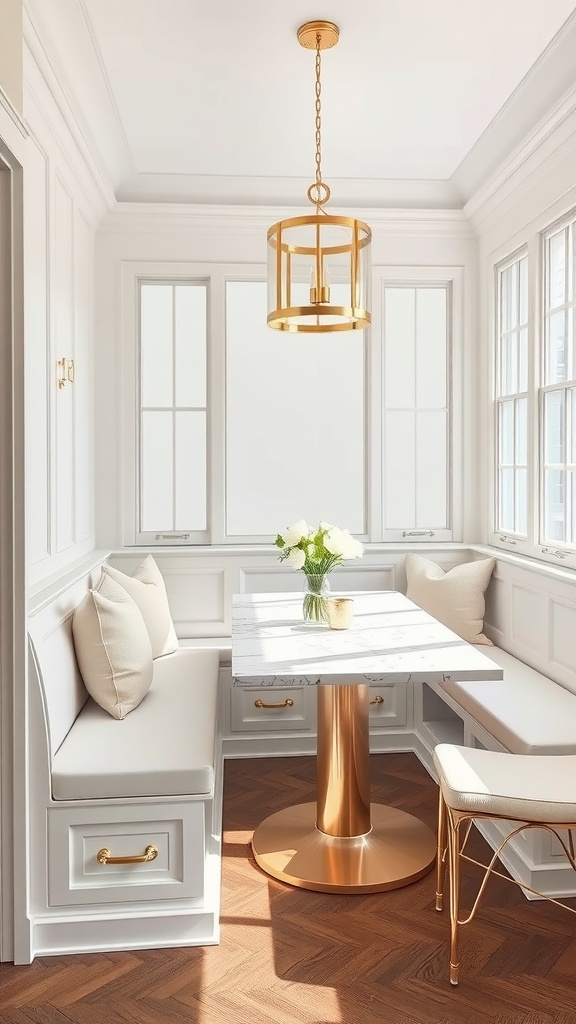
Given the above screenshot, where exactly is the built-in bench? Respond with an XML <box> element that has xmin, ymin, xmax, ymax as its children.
<box><xmin>441</xmin><ymin>645</ymin><xmax>576</xmax><ymax>755</ymax></box>
<box><xmin>25</xmin><ymin>557</ymin><xmax>223</xmax><ymax>964</ymax></box>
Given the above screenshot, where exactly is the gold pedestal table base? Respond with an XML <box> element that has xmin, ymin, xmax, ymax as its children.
<box><xmin>251</xmin><ymin>683</ymin><xmax>436</xmax><ymax>893</ymax></box>
<box><xmin>251</xmin><ymin>801</ymin><xmax>436</xmax><ymax>893</ymax></box>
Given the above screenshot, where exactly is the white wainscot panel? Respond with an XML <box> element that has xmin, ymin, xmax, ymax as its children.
<box><xmin>484</xmin><ymin>573</ymin><xmax>506</xmax><ymax>644</ymax></box>
<box><xmin>73</xmin><ymin>208</ymin><xmax>94</xmax><ymax>545</ymax></box>
<box><xmin>239</xmin><ymin>565</ymin><xmax>396</xmax><ymax>594</ymax></box>
<box><xmin>510</xmin><ymin>580</ymin><xmax>544</xmax><ymax>656</ymax></box>
<box><xmin>25</xmin><ymin>134</ymin><xmax>50</xmax><ymax>567</ymax></box>
<box><xmin>54</xmin><ymin>175</ymin><xmax>75</xmax><ymax>552</ymax></box>
<box><xmin>162</xmin><ymin>567</ymin><xmax>226</xmax><ymax>636</ymax></box>
<box><xmin>548</xmin><ymin>595</ymin><xmax>576</xmax><ymax>695</ymax></box>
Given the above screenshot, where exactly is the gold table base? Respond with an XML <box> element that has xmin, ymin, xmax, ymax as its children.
<box><xmin>251</xmin><ymin>801</ymin><xmax>436</xmax><ymax>893</ymax></box>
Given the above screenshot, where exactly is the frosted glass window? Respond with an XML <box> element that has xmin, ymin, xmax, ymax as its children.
<box><xmin>175</xmin><ymin>412</ymin><xmax>206</xmax><ymax>530</ymax></box>
<box><xmin>225</xmin><ymin>281</ymin><xmax>365</xmax><ymax>537</ymax></box>
<box><xmin>141</xmin><ymin>412</ymin><xmax>173</xmax><ymax>532</ymax></box>
<box><xmin>495</xmin><ymin>254</ymin><xmax>528</xmax><ymax>538</ymax></box>
<box><xmin>383</xmin><ymin>284</ymin><xmax>449</xmax><ymax>534</ymax></box>
<box><xmin>138</xmin><ymin>281</ymin><xmax>207</xmax><ymax>539</ymax></box>
<box><xmin>175</xmin><ymin>285</ymin><xmax>206</xmax><ymax>407</ymax></box>
<box><xmin>541</xmin><ymin>216</ymin><xmax>576</xmax><ymax>549</ymax></box>
<box><xmin>141</xmin><ymin>285</ymin><xmax>173</xmax><ymax>407</ymax></box>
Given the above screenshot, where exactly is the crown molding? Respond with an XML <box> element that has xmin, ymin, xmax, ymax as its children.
<box><xmin>464</xmin><ymin>79</ymin><xmax>576</xmax><ymax>232</ymax></box>
<box><xmin>23</xmin><ymin>8</ymin><xmax>115</xmax><ymax>218</ymax></box>
<box><xmin>115</xmin><ymin>172</ymin><xmax>462</xmax><ymax>211</ymax></box>
<box><xmin>99</xmin><ymin>201</ymin><xmax>474</xmax><ymax>239</ymax></box>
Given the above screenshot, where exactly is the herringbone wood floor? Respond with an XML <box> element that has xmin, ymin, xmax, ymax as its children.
<box><xmin>2</xmin><ymin>753</ymin><xmax>576</xmax><ymax>1024</ymax></box>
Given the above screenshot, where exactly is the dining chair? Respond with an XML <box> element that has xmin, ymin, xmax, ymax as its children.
<box><xmin>433</xmin><ymin>742</ymin><xmax>576</xmax><ymax>985</ymax></box>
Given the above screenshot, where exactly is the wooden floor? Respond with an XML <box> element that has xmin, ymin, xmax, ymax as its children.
<box><xmin>2</xmin><ymin>753</ymin><xmax>576</xmax><ymax>1023</ymax></box>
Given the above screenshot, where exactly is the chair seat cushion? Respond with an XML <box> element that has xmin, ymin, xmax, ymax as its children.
<box><xmin>433</xmin><ymin>743</ymin><xmax>576</xmax><ymax>823</ymax></box>
<box><xmin>441</xmin><ymin>646</ymin><xmax>576</xmax><ymax>754</ymax></box>
<box><xmin>52</xmin><ymin>648</ymin><xmax>219</xmax><ymax>800</ymax></box>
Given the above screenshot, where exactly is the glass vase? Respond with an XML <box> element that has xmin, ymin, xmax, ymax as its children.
<box><xmin>302</xmin><ymin>574</ymin><xmax>331</xmax><ymax>623</ymax></box>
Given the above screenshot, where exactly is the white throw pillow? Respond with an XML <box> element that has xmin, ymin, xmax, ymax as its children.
<box><xmin>101</xmin><ymin>555</ymin><xmax>178</xmax><ymax>658</ymax></box>
<box><xmin>72</xmin><ymin>574</ymin><xmax>153</xmax><ymax>719</ymax></box>
<box><xmin>405</xmin><ymin>553</ymin><xmax>495</xmax><ymax>646</ymax></box>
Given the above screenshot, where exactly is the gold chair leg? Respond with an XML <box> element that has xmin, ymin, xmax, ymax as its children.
<box><xmin>435</xmin><ymin>788</ymin><xmax>447</xmax><ymax>912</ymax></box>
<box><xmin>448</xmin><ymin>813</ymin><xmax>461</xmax><ymax>986</ymax></box>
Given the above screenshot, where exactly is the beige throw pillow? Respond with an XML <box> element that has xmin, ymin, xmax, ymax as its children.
<box><xmin>102</xmin><ymin>555</ymin><xmax>178</xmax><ymax>658</ymax></box>
<box><xmin>405</xmin><ymin>553</ymin><xmax>495</xmax><ymax>646</ymax></box>
<box><xmin>72</xmin><ymin>574</ymin><xmax>153</xmax><ymax>719</ymax></box>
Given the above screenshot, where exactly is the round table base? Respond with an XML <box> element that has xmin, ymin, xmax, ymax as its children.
<box><xmin>251</xmin><ymin>802</ymin><xmax>437</xmax><ymax>893</ymax></box>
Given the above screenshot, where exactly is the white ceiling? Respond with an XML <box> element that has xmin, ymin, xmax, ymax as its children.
<box><xmin>26</xmin><ymin>0</ymin><xmax>576</xmax><ymax>208</ymax></box>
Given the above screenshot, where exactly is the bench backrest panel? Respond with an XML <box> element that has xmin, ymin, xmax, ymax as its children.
<box><xmin>28</xmin><ymin>569</ymin><xmax>101</xmax><ymax>757</ymax></box>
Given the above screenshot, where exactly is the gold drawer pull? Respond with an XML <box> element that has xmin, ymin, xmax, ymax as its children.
<box><xmin>97</xmin><ymin>844</ymin><xmax>158</xmax><ymax>865</ymax></box>
<box><xmin>254</xmin><ymin>698</ymin><xmax>294</xmax><ymax>709</ymax></box>
<box><xmin>370</xmin><ymin>695</ymin><xmax>384</xmax><ymax>705</ymax></box>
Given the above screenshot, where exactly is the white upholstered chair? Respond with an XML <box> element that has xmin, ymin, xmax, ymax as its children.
<box><xmin>433</xmin><ymin>743</ymin><xmax>576</xmax><ymax>986</ymax></box>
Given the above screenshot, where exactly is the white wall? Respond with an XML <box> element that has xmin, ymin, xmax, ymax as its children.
<box><xmin>0</xmin><ymin>0</ymin><xmax>23</xmax><ymax>116</ymax></box>
<box><xmin>23</xmin><ymin>35</ymin><xmax>109</xmax><ymax>589</ymax></box>
<box><xmin>95</xmin><ymin>206</ymin><xmax>478</xmax><ymax>550</ymax></box>
<box><xmin>470</xmin><ymin>85</ymin><xmax>576</xmax><ymax>545</ymax></box>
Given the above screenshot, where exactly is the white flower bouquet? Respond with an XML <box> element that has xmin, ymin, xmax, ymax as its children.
<box><xmin>275</xmin><ymin>520</ymin><xmax>364</xmax><ymax>621</ymax></box>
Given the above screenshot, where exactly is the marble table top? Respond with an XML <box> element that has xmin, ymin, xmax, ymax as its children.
<box><xmin>231</xmin><ymin>591</ymin><xmax>504</xmax><ymax>686</ymax></box>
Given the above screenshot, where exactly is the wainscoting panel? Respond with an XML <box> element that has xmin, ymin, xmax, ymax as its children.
<box><xmin>509</xmin><ymin>577</ymin><xmax>543</xmax><ymax>657</ymax></box>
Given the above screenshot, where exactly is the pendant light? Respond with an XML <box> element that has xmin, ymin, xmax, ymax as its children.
<box><xmin>267</xmin><ymin>20</ymin><xmax>372</xmax><ymax>333</ymax></box>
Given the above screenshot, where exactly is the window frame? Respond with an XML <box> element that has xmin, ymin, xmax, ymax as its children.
<box><xmin>122</xmin><ymin>261</ymin><xmax>463</xmax><ymax>548</ymax></box>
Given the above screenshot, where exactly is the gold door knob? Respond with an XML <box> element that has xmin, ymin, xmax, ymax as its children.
<box><xmin>370</xmin><ymin>695</ymin><xmax>384</xmax><ymax>705</ymax></box>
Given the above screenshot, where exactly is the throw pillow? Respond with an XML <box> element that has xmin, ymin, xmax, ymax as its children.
<box><xmin>101</xmin><ymin>555</ymin><xmax>178</xmax><ymax>658</ymax></box>
<box><xmin>405</xmin><ymin>553</ymin><xmax>496</xmax><ymax>646</ymax></box>
<box><xmin>72</xmin><ymin>574</ymin><xmax>153</xmax><ymax>719</ymax></box>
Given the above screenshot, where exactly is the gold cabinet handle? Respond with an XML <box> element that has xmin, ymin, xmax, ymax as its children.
<box><xmin>370</xmin><ymin>695</ymin><xmax>384</xmax><ymax>705</ymax></box>
<box><xmin>97</xmin><ymin>844</ymin><xmax>158</xmax><ymax>865</ymax></box>
<box><xmin>254</xmin><ymin>698</ymin><xmax>294</xmax><ymax>709</ymax></box>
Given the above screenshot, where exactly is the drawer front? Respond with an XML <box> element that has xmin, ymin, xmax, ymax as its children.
<box><xmin>368</xmin><ymin>681</ymin><xmax>408</xmax><ymax>728</ymax></box>
<box><xmin>48</xmin><ymin>801</ymin><xmax>205</xmax><ymax>906</ymax></box>
<box><xmin>231</xmin><ymin>685</ymin><xmax>315</xmax><ymax>733</ymax></box>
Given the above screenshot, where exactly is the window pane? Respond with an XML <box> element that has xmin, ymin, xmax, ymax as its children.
<box><xmin>499</xmin><ymin>468</ymin><xmax>514</xmax><ymax>531</ymax></box>
<box><xmin>544</xmin><ymin>390</ymin><xmax>564</xmax><ymax>464</ymax></box>
<box><xmin>546</xmin><ymin>311</ymin><xmax>567</xmax><ymax>384</ymax></box>
<box><xmin>174</xmin><ymin>285</ymin><xmax>207</xmax><ymax>408</ymax></box>
<box><xmin>516</xmin><ymin>468</ymin><xmax>527</xmax><ymax>534</ymax></box>
<box><xmin>518</xmin><ymin>327</ymin><xmax>528</xmax><ymax>393</ymax></box>
<box><xmin>416</xmin><ymin>288</ymin><xmax>447</xmax><ymax>407</ymax></box>
<box><xmin>500</xmin><ymin>333</ymin><xmax>517</xmax><ymax>396</ymax></box>
<box><xmin>141</xmin><ymin>411</ymin><xmax>173</xmax><ymax>532</ymax></box>
<box><xmin>517</xmin><ymin>397</ymin><xmax>527</xmax><ymax>464</ymax></box>
<box><xmin>500</xmin><ymin>265</ymin><xmax>517</xmax><ymax>332</ymax></box>
<box><xmin>548</xmin><ymin>230</ymin><xmax>566</xmax><ymax>309</ymax></box>
<box><xmin>519</xmin><ymin>256</ymin><xmax>528</xmax><ymax>325</ymax></box>
<box><xmin>226</xmin><ymin>281</ymin><xmax>365</xmax><ymax>536</ymax></box>
<box><xmin>141</xmin><ymin>285</ymin><xmax>173</xmax><ymax>407</ymax></box>
<box><xmin>499</xmin><ymin>401</ymin><xmax>514</xmax><ymax>463</ymax></box>
<box><xmin>175</xmin><ymin>411</ymin><xmax>206</xmax><ymax>530</ymax></box>
<box><xmin>544</xmin><ymin>468</ymin><xmax>565</xmax><ymax>542</ymax></box>
<box><xmin>570</xmin><ymin>388</ymin><xmax>576</xmax><ymax>463</ymax></box>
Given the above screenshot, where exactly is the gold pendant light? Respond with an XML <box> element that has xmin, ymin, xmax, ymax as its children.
<box><xmin>267</xmin><ymin>20</ymin><xmax>372</xmax><ymax>333</ymax></box>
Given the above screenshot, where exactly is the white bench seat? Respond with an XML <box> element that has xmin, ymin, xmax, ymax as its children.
<box><xmin>52</xmin><ymin>648</ymin><xmax>219</xmax><ymax>800</ymax></box>
<box><xmin>441</xmin><ymin>646</ymin><xmax>576</xmax><ymax>755</ymax></box>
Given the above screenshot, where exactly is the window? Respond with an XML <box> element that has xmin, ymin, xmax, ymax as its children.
<box><xmin>381</xmin><ymin>282</ymin><xmax>452</xmax><ymax>541</ymax></box>
<box><xmin>491</xmin><ymin>210</ymin><xmax>576</xmax><ymax>568</ymax></box>
<box><xmin>124</xmin><ymin>263</ymin><xmax>461</xmax><ymax>547</ymax></box>
<box><xmin>542</xmin><ymin>221</ymin><xmax>576</xmax><ymax>547</ymax></box>
<box><xmin>137</xmin><ymin>281</ymin><xmax>208</xmax><ymax>544</ymax></box>
<box><xmin>495</xmin><ymin>255</ymin><xmax>528</xmax><ymax>539</ymax></box>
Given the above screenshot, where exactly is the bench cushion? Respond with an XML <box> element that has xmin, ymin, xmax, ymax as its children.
<box><xmin>441</xmin><ymin>646</ymin><xmax>576</xmax><ymax>754</ymax></box>
<box><xmin>52</xmin><ymin>648</ymin><xmax>219</xmax><ymax>800</ymax></box>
